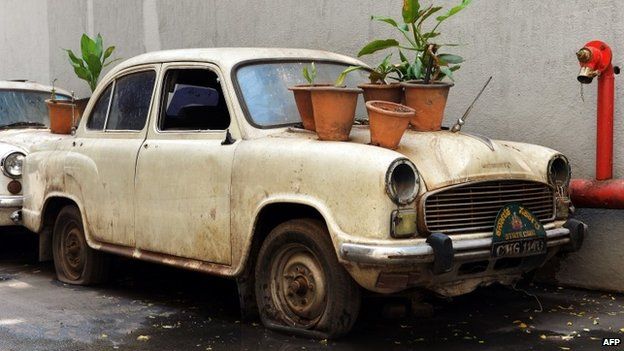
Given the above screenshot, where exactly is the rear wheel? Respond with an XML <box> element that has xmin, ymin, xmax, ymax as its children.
<box><xmin>255</xmin><ymin>219</ymin><xmax>360</xmax><ymax>338</ymax></box>
<box><xmin>52</xmin><ymin>205</ymin><xmax>108</xmax><ymax>285</ymax></box>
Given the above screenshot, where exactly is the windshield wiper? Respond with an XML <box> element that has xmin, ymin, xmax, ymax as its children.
<box><xmin>0</xmin><ymin>121</ymin><xmax>46</xmax><ymax>129</ymax></box>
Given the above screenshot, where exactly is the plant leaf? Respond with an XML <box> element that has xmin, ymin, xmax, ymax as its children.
<box><xmin>85</xmin><ymin>53</ymin><xmax>102</xmax><ymax>81</ymax></box>
<box><xmin>103</xmin><ymin>46</ymin><xmax>115</xmax><ymax>61</ymax></box>
<box><xmin>398</xmin><ymin>50</ymin><xmax>409</xmax><ymax>63</ymax></box>
<box><xmin>418</xmin><ymin>6</ymin><xmax>442</xmax><ymax>26</ymax></box>
<box><xmin>302</xmin><ymin>66</ymin><xmax>312</xmax><ymax>84</ymax></box>
<box><xmin>402</xmin><ymin>0</ymin><xmax>421</xmax><ymax>24</ymax></box>
<box><xmin>358</xmin><ymin>39</ymin><xmax>400</xmax><ymax>57</ymax></box>
<box><xmin>436</xmin><ymin>0</ymin><xmax>472</xmax><ymax>22</ymax></box>
<box><xmin>372</xmin><ymin>16</ymin><xmax>399</xmax><ymax>28</ymax></box>
<box><xmin>65</xmin><ymin>49</ymin><xmax>85</xmax><ymax>69</ymax></box>
<box><xmin>335</xmin><ymin>66</ymin><xmax>363</xmax><ymax>86</ymax></box>
<box><xmin>95</xmin><ymin>33</ymin><xmax>103</xmax><ymax>59</ymax></box>
<box><xmin>74</xmin><ymin>66</ymin><xmax>92</xmax><ymax>82</ymax></box>
<box><xmin>439</xmin><ymin>66</ymin><xmax>455</xmax><ymax>81</ymax></box>
<box><xmin>438</xmin><ymin>54</ymin><xmax>464</xmax><ymax>64</ymax></box>
<box><xmin>80</xmin><ymin>33</ymin><xmax>96</xmax><ymax>61</ymax></box>
<box><xmin>103</xmin><ymin>57</ymin><xmax>122</xmax><ymax>68</ymax></box>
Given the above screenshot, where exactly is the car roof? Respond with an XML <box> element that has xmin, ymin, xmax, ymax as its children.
<box><xmin>108</xmin><ymin>47</ymin><xmax>367</xmax><ymax>76</ymax></box>
<box><xmin>0</xmin><ymin>80</ymin><xmax>72</xmax><ymax>97</ymax></box>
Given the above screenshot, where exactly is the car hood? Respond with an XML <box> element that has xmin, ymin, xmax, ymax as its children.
<box><xmin>0</xmin><ymin>128</ymin><xmax>68</xmax><ymax>153</ymax></box>
<box><xmin>277</xmin><ymin>126</ymin><xmax>558</xmax><ymax>191</ymax></box>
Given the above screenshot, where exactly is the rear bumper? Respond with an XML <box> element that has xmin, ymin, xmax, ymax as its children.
<box><xmin>340</xmin><ymin>219</ymin><xmax>586</xmax><ymax>267</ymax></box>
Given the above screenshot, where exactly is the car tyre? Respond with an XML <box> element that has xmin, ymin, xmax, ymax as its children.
<box><xmin>255</xmin><ymin>219</ymin><xmax>360</xmax><ymax>338</ymax></box>
<box><xmin>52</xmin><ymin>205</ymin><xmax>109</xmax><ymax>285</ymax></box>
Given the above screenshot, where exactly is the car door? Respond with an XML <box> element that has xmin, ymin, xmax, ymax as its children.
<box><xmin>134</xmin><ymin>63</ymin><xmax>240</xmax><ymax>265</ymax></box>
<box><xmin>71</xmin><ymin>66</ymin><xmax>159</xmax><ymax>246</ymax></box>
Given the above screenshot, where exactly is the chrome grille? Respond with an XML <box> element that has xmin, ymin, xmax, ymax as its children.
<box><xmin>423</xmin><ymin>180</ymin><xmax>555</xmax><ymax>234</ymax></box>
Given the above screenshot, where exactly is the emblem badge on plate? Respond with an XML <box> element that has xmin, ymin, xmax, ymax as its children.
<box><xmin>491</xmin><ymin>203</ymin><xmax>547</xmax><ymax>258</ymax></box>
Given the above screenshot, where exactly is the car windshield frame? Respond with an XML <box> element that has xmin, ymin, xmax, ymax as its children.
<box><xmin>232</xmin><ymin>58</ymin><xmax>370</xmax><ymax>129</ymax></box>
<box><xmin>0</xmin><ymin>88</ymin><xmax>71</xmax><ymax>128</ymax></box>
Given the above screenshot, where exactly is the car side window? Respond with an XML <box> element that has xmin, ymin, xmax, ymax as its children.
<box><xmin>106</xmin><ymin>71</ymin><xmax>156</xmax><ymax>131</ymax></box>
<box><xmin>159</xmin><ymin>68</ymin><xmax>230</xmax><ymax>131</ymax></box>
<box><xmin>86</xmin><ymin>84</ymin><xmax>112</xmax><ymax>130</ymax></box>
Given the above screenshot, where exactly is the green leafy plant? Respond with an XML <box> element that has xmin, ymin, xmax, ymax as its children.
<box><xmin>358</xmin><ymin>0</ymin><xmax>471</xmax><ymax>82</ymax></box>
<box><xmin>335</xmin><ymin>53</ymin><xmax>400</xmax><ymax>86</ymax></box>
<box><xmin>65</xmin><ymin>33</ymin><xmax>119</xmax><ymax>92</ymax></box>
<box><xmin>302</xmin><ymin>62</ymin><xmax>317</xmax><ymax>85</ymax></box>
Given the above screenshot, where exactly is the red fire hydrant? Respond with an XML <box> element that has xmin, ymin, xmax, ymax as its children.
<box><xmin>569</xmin><ymin>40</ymin><xmax>624</xmax><ymax>208</ymax></box>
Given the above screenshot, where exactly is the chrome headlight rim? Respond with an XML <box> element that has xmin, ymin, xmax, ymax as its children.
<box><xmin>548</xmin><ymin>154</ymin><xmax>571</xmax><ymax>187</ymax></box>
<box><xmin>1</xmin><ymin>151</ymin><xmax>26</xmax><ymax>179</ymax></box>
<box><xmin>385</xmin><ymin>158</ymin><xmax>420</xmax><ymax>205</ymax></box>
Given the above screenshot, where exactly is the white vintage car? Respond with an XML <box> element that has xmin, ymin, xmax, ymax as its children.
<box><xmin>20</xmin><ymin>48</ymin><xmax>585</xmax><ymax>338</ymax></box>
<box><xmin>0</xmin><ymin>80</ymin><xmax>70</xmax><ymax>227</ymax></box>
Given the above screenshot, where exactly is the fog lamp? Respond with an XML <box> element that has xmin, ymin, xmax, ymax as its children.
<box><xmin>391</xmin><ymin>209</ymin><xmax>418</xmax><ymax>238</ymax></box>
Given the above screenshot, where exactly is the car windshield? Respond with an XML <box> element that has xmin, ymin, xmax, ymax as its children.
<box><xmin>0</xmin><ymin>90</ymin><xmax>70</xmax><ymax>128</ymax></box>
<box><xmin>236</xmin><ymin>61</ymin><xmax>370</xmax><ymax>127</ymax></box>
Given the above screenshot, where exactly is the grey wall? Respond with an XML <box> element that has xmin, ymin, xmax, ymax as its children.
<box><xmin>1</xmin><ymin>0</ymin><xmax>623</xmax><ymax>290</ymax></box>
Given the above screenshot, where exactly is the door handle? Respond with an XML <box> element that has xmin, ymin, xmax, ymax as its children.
<box><xmin>143</xmin><ymin>143</ymin><xmax>148</xmax><ymax>149</ymax></box>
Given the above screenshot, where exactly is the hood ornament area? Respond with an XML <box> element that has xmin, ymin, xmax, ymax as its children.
<box><xmin>450</xmin><ymin>76</ymin><xmax>493</xmax><ymax>133</ymax></box>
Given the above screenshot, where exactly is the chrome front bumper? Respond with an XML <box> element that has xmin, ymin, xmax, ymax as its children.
<box><xmin>0</xmin><ymin>195</ymin><xmax>22</xmax><ymax>208</ymax></box>
<box><xmin>340</xmin><ymin>220</ymin><xmax>586</xmax><ymax>266</ymax></box>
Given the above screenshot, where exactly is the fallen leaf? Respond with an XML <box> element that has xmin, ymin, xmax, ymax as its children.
<box><xmin>540</xmin><ymin>335</ymin><xmax>547</xmax><ymax>339</ymax></box>
<box><xmin>137</xmin><ymin>335</ymin><xmax>150</xmax><ymax>342</ymax></box>
<box><xmin>320</xmin><ymin>339</ymin><xmax>328</xmax><ymax>346</ymax></box>
<box><xmin>519</xmin><ymin>323</ymin><xmax>528</xmax><ymax>329</ymax></box>
<box><xmin>567</xmin><ymin>322</ymin><xmax>573</xmax><ymax>326</ymax></box>
<box><xmin>583</xmin><ymin>328</ymin><xmax>590</xmax><ymax>332</ymax></box>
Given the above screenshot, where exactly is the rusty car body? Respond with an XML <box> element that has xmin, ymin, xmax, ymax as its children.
<box><xmin>20</xmin><ymin>48</ymin><xmax>585</xmax><ymax>337</ymax></box>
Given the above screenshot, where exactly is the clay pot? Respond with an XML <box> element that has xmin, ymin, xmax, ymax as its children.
<box><xmin>359</xmin><ymin>83</ymin><xmax>403</xmax><ymax>103</ymax></box>
<box><xmin>309</xmin><ymin>86</ymin><xmax>362</xmax><ymax>141</ymax></box>
<box><xmin>366</xmin><ymin>101</ymin><xmax>415</xmax><ymax>149</ymax></box>
<box><xmin>401</xmin><ymin>81</ymin><xmax>453</xmax><ymax>131</ymax></box>
<box><xmin>289</xmin><ymin>84</ymin><xmax>331</xmax><ymax>131</ymax></box>
<box><xmin>46</xmin><ymin>99</ymin><xmax>77</xmax><ymax>134</ymax></box>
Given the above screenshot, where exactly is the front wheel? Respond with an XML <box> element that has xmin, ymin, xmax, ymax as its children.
<box><xmin>255</xmin><ymin>219</ymin><xmax>360</xmax><ymax>338</ymax></box>
<box><xmin>52</xmin><ymin>205</ymin><xmax>109</xmax><ymax>285</ymax></box>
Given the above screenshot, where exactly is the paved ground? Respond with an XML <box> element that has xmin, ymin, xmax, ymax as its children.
<box><xmin>0</xmin><ymin>229</ymin><xmax>623</xmax><ymax>351</ymax></box>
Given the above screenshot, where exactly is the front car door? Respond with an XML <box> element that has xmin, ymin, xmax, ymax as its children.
<box><xmin>134</xmin><ymin>62</ymin><xmax>240</xmax><ymax>265</ymax></box>
<box><xmin>69</xmin><ymin>65</ymin><xmax>159</xmax><ymax>246</ymax></box>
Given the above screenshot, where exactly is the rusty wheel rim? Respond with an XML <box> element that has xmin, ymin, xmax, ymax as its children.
<box><xmin>60</xmin><ymin>225</ymin><xmax>85</xmax><ymax>281</ymax></box>
<box><xmin>270</xmin><ymin>243</ymin><xmax>327</xmax><ymax>328</ymax></box>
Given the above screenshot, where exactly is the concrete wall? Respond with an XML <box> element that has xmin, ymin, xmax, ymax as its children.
<box><xmin>1</xmin><ymin>0</ymin><xmax>623</xmax><ymax>291</ymax></box>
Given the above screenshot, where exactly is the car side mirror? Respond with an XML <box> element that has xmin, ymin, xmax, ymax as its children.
<box><xmin>166</xmin><ymin>84</ymin><xmax>219</xmax><ymax>117</ymax></box>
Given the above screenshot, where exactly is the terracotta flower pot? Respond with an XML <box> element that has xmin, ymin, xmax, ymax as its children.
<box><xmin>309</xmin><ymin>86</ymin><xmax>362</xmax><ymax>141</ymax></box>
<box><xmin>289</xmin><ymin>84</ymin><xmax>331</xmax><ymax>131</ymax></box>
<box><xmin>401</xmin><ymin>81</ymin><xmax>453</xmax><ymax>131</ymax></box>
<box><xmin>366</xmin><ymin>101</ymin><xmax>415</xmax><ymax>150</ymax></box>
<box><xmin>358</xmin><ymin>83</ymin><xmax>403</xmax><ymax>103</ymax></box>
<box><xmin>46</xmin><ymin>99</ymin><xmax>77</xmax><ymax>135</ymax></box>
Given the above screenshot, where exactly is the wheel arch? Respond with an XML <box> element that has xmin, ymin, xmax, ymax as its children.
<box><xmin>37</xmin><ymin>194</ymin><xmax>83</xmax><ymax>261</ymax></box>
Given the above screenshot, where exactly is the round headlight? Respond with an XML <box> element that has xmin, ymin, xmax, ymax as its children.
<box><xmin>548</xmin><ymin>154</ymin><xmax>571</xmax><ymax>187</ymax></box>
<box><xmin>2</xmin><ymin>152</ymin><xmax>25</xmax><ymax>178</ymax></box>
<box><xmin>386</xmin><ymin>158</ymin><xmax>420</xmax><ymax>205</ymax></box>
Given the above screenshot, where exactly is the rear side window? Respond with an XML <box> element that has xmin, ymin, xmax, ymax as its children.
<box><xmin>87</xmin><ymin>84</ymin><xmax>112</xmax><ymax>130</ymax></box>
<box><xmin>106</xmin><ymin>71</ymin><xmax>156</xmax><ymax>131</ymax></box>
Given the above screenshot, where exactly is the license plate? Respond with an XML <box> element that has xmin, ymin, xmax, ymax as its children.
<box><xmin>491</xmin><ymin>203</ymin><xmax>547</xmax><ymax>258</ymax></box>
<box><xmin>492</xmin><ymin>238</ymin><xmax>546</xmax><ymax>258</ymax></box>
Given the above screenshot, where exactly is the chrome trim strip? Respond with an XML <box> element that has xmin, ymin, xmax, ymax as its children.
<box><xmin>339</xmin><ymin>227</ymin><xmax>570</xmax><ymax>265</ymax></box>
<box><xmin>0</xmin><ymin>196</ymin><xmax>23</xmax><ymax>208</ymax></box>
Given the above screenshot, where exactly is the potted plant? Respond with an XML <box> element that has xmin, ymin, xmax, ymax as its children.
<box><xmin>64</xmin><ymin>33</ymin><xmax>119</xmax><ymax>120</ymax></box>
<box><xmin>45</xmin><ymin>79</ymin><xmax>76</xmax><ymax>134</ymax></box>
<box><xmin>309</xmin><ymin>77</ymin><xmax>362</xmax><ymax>141</ymax></box>
<box><xmin>336</xmin><ymin>54</ymin><xmax>403</xmax><ymax>103</ymax></box>
<box><xmin>366</xmin><ymin>100</ymin><xmax>415</xmax><ymax>149</ymax></box>
<box><xmin>358</xmin><ymin>0</ymin><xmax>471</xmax><ymax>131</ymax></box>
<box><xmin>289</xmin><ymin>63</ymin><xmax>330</xmax><ymax>131</ymax></box>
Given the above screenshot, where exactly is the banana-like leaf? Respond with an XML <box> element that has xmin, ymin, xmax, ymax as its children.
<box><xmin>358</xmin><ymin>39</ymin><xmax>399</xmax><ymax>57</ymax></box>
<box><xmin>85</xmin><ymin>53</ymin><xmax>103</xmax><ymax>80</ymax></box>
<box><xmin>436</xmin><ymin>0</ymin><xmax>472</xmax><ymax>22</ymax></box>
<box><xmin>94</xmin><ymin>34</ymin><xmax>103</xmax><ymax>59</ymax></box>
<box><xmin>335</xmin><ymin>66</ymin><xmax>363</xmax><ymax>86</ymax></box>
<box><xmin>65</xmin><ymin>49</ymin><xmax>85</xmax><ymax>69</ymax></box>
<box><xmin>438</xmin><ymin>53</ymin><xmax>464</xmax><ymax>64</ymax></box>
<box><xmin>439</xmin><ymin>66</ymin><xmax>455</xmax><ymax>81</ymax></box>
<box><xmin>402</xmin><ymin>0</ymin><xmax>421</xmax><ymax>24</ymax></box>
<box><xmin>80</xmin><ymin>34</ymin><xmax>96</xmax><ymax>61</ymax></box>
<box><xmin>74</xmin><ymin>66</ymin><xmax>92</xmax><ymax>81</ymax></box>
<box><xmin>103</xmin><ymin>46</ymin><xmax>115</xmax><ymax>61</ymax></box>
